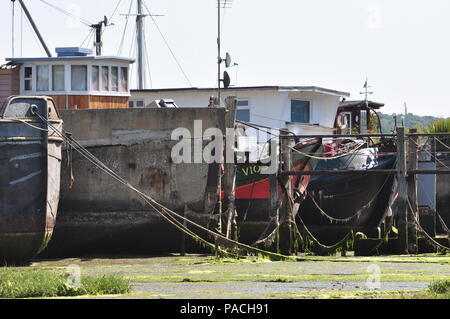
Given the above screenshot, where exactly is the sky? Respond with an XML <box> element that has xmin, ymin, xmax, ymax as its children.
<box><xmin>0</xmin><ymin>0</ymin><xmax>449</xmax><ymax>117</ymax></box>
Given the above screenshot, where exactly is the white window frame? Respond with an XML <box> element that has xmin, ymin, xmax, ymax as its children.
<box><xmin>22</xmin><ymin>65</ymin><xmax>35</xmax><ymax>92</ymax></box>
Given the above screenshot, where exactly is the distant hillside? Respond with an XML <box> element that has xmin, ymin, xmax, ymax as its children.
<box><xmin>378</xmin><ymin>112</ymin><xmax>445</xmax><ymax>133</ymax></box>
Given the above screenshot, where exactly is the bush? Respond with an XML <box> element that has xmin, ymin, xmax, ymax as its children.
<box><xmin>428</xmin><ymin>280</ymin><xmax>450</xmax><ymax>294</ymax></box>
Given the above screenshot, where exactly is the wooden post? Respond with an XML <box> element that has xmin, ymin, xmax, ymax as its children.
<box><xmin>396</xmin><ymin>127</ymin><xmax>409</xmax><ymax>254</ymax></box>
<box><xmin>224</xmin><ymin>97</ymin><xmax>238</xmax><ymax>240</ymax></box>
<box><xmin>407</xmin><ymin>128</ymin><xmax>419</xmax><ymax>254</ymax></box>
<box><xmin>279</xmin><ymin>130</ymin><xmax>294</xmax><ymax>255</ymax></box>
<box><xmin>181</xmin><ymin>205</ymin><xmax>188</xmax><ymax>256</ymax></box>
<box><xmin>269</xmin><ymin>172</ymin><xmax>280</xmax><ymax>253</ymax></box>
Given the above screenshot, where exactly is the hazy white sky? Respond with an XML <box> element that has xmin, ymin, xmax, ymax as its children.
<box><xmin>1</xmin><ymin>0</ymin><xmax>449</xmax><ymax>117</ymax></box>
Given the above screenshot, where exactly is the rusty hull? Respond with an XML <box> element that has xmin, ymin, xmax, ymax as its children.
<box><xmin>0</xmin><ymin>97</ymin><xmax>63</xmax><ymax>263</ymax></box>
<box><xmin>43</xmin><ymin>107</ymin><xmax>226</xmax><ymax>256</ymax></box>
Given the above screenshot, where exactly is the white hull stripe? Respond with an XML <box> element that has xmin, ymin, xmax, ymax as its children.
<box><xmin>9</xmin><ymin>152</ymin><xmax>45</xmax><ymax>162</ymax></box>
<box><xmin>9</xmin><ymin>170</ymin><xmax>42</xmax><ymax>185</ymax></box>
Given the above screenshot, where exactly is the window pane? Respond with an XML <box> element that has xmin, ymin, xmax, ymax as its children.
<box><xmin>92</xmin><ymin>66</ymin><xmax>99</xmax><ymax>91</ymax></box>
<box><xmin>291</xmin><ymin>100</ymin><xmax>310</xmax><ymax>123</ymax></box>
<box><xmin>236</xmin><ymin>109</ymin><xmax>250</xmax><ymax>122</ymax></box>
<box><xmin>120</xmin><ymin>67</ymin><xmax>128</xmax><ymax>92</ymax></box>
<box><xmin>101</xmin><ymin>66</ymin><xmax>109</xmax><ymax>91</ymax></box>
<box><xmin>136</xmin><ymin>101</ymin><xmax>144</xmax><ymax>107</ymax></box>
<box><xmin>128</xmin><ymin>101</ymin><xmax>134</xmax><ymax>108</ymax></box>
<box><xmin>36</xmin><ymin>65</ymin><xmax>49</xmax><ymax>91</ymax></box>
<box><xmin>24</xmin><ymin>67</ymin><xmax>33</xmax><ymax>79</ymax></box>
<box><xmin>52</xmin><ymin>65</ymin><xmax>65</xmax><ymax>91</ymax></box>
<box><xmin>71</xmin><ymin>65</ymin><xmax>87</xmax><ymax>91</ymax></box>
<box><xmin>24</xmin><ymin>80</ymin><xmax>32</xmax><ymax>91</ymax></box>
<box><xmin>111</xmin><ymin>67</ymin><xmax>118</xmax><ymax>91</ymax></box>
<box><xmin>237</xmin><ymin>100</ymin><xmax>249</xmax><ymax>107</ymax></box>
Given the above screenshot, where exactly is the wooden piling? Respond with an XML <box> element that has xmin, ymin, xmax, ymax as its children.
<box><xmin>396</xmin><ymin>127</ymin><xmax>409</xmax><ymax>254</ymax></box>
<box><xmin>407</xmin><ymin>128</ymin><xmax>419</xmax><ymax>254</ymax></box>
<box><xmin>181</xmin><ymin>205</ymin><xmax>188</xmax><ymax>256</ymax></box>
<box><xmin>224</xmin><ymin>97</ymin><xmax>238</xmax><ymax>240</ymax></box>
<box><xmin>279</xmin><ymin>130</ymin><xmax>294</xmax><ymax>255</ymax></box>
<box><xmin>269</xmin><ymin>172</ymin><xmax>280</xmax><ymax>253</ymax></box>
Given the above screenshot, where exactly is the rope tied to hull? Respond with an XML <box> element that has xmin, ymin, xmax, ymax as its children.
<box><xmin>33</xmin><ymin>112</ymin><xmax>299</xmax><ymax>261</ymax></box>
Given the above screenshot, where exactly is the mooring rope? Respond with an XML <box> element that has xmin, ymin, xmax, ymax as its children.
<box><xmin>435</xmin><ymin>136</ymin><xmax>450</xmax><ymax>151</ymax></box>
<box><xmin>417</xmin><ymin>179</ymin><xmax>450</xmax><ymax>236</ymax></box>
<box><xmin>306</xmin><ymin>164</ymin><xmax>396</xmax><ymax>224</ymax></box>
<box><xmin>34</xmin><ymin>112</ymin><xmax>298</xmax><ymax>261</ymax></box>
<box><xmin>407</xmin><ymin>198</ymin><xmax>450</xmax><ymax>252</ymax></box>
<box><xmin>287</xmin><ymin>143</ymin><xmax>365</xmax><ymax>161</ymax></box>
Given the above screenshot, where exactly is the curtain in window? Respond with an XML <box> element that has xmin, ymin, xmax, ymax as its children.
<box><xmin>71</xmin><ymin>65</ymin><xmax>87</xmax><ymax>91</ymax></box>
<box><xmin>101</xmin><ymin>66</ymin><xmax>109</xmax><ymax>91</ymax></box>
<box><xmin>52</xmin><ymin>65</ymin><xmax>65</xmax><ymax>91</ymax></box>
<box><xmin>120</xmin><ymin>67</ymin><xmax>128</xmax><ymax>92</ymax></box>
<box><xmin>92</xmin><ymin>66</ymin><xmax>100</xmax><ymax>91</ymax></box>
<box><xmin>111</xmin><ymin>67</ymin><xmax>118</xmax><ymax>91</ymax></box>
<box><xmin>36</xmin><ymin>65</ymin><xmax>49</xmax><ymax>91</ymax></box>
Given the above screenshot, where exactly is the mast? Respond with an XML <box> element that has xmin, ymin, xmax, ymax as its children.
<box><xmin>136</xmin><ymin>0</ymin><xmax>146</xmax><ymax>89</ymax></box>
<box><xmin>217</xmin><ymin>0</ymin><xmax>221</xmax><ymax>106</ymax></box>
<box><xmin>16</xmin><ymin>0</ymin><xmax>52</xmax><ymax>57</ymax></box>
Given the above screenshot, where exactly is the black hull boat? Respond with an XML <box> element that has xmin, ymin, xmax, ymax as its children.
<box><xmin>0</xmin><ymin>96</ymin><xmax>63</xmax><ymax>263</ymax></box>
<box><xmin>299</xmin><ymin>142</ymin><xmax>397</xmax><ymax>244</ymax></box>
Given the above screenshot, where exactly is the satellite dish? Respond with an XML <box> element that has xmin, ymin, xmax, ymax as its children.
<box><xmin>103</xmin><ymin>16</ymin><xmax>108</xmax><ymax>26</ymax></box>
<box><xmin>223</xmin><ymin>71</ymin><xmax>231</xmax><ymax>89</ymax></box>
<box><xmin>225</xmin><ymin>52</ymin><xmax>232</xmax><ymax>68</ymax></box>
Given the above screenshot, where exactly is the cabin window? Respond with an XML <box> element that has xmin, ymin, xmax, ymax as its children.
<box><xmin>120</xmin><ymin>67</ymin><xmax>128</xmax><ymax>92</ymax></box>
<box><xmin>291</xmin><ymin>100</ymin><xmax>310</xmax><ymax>123</ymax></box>
<box><xmin>52</xmin><ymin>65</ymin><xmax>65</xmax><ymax>91</ymax></box>
<box><xmin>236</xmin><ymin>100</ymin><xmax>250</xmax><ymax>122</ymax></box>
<box><xmin>36</xmin><ymin>65</ymin><xmax>50</xmax><ymax>91</ymax></box>
<box><xmin>24</xmin><ymin>67</ymin><xmax>33</xmax><ymax>91</ymax></box>
<box><xmin>71</xmin><ymin>65</ymin><xmax>87</xmax><ymax>91</ymax></box>
<box><xmin>92</xmin><ymin>66</ymin><xmax>100</xmax><ymax>91</ymax></box>
<box><xmin>101</xmin><ymin>66</ymin><xmax>109</xmax><ymax>91</ymax></box>
<box><xmin>136</xmin><ymin>101</ymin><xmax>144</xmax><ymax>108</ymax></box>
<box><xmin>128</xmin><ymin>101</ymin><xmax>134</xmax><ymax>108</ymax></box>
<box><xmin>111</xmin><ymin>67</ymin><xmax>119</xmax><ymax>91</ymax></box>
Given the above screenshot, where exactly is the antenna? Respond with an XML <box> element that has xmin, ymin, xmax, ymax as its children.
<box><xmin>217</xmin><ymin>0</ymin><xmax>234</xmax><ymax>106</ymax></box>
<box><xmin>91</xmin><ymin>16</ymin><xmax>113</xmax><ymax>56</ymax></box>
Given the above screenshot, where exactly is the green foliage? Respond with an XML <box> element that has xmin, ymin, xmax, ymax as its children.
<box><xmin>378</xmin><ymin>112</ymin><xmax>446</xmax><ymax>133</ymax></box>
<box><xmin>0</xmin><ymin>268</ymin><xmax>131</xmax><ymax>298</ymax></box>
<box><xmin>428</xmin><ymin>280</ymin><xmax>450</xmax><ymax>294</ymax></box>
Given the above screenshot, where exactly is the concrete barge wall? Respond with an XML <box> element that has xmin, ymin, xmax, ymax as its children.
<box><xmin>42</xmin><ymin>108</ymin><xmax>226</xmax><ymax>256</ymax></box>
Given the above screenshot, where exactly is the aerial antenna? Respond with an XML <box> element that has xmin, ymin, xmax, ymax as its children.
<box><xmin>217</xmin><ymin>0</ymin><xmax>234</xmax><ymax>106</ymax></box>
<box><xmin>91</xmin><ymin>16</ymin><xmax>114</xmax><ymax>56</ymax></box>
<box><xmin>360</xmin><ymin>78</ymin><xmax>373</xmax><ymax>101</ymax></box>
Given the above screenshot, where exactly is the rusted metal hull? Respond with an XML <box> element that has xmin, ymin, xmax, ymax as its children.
<box><xmin>0</xmin><ymin>139</ymin><xmax>62</xmax><ymax>263</ymax></box>
<box><xmin>43</xmin><ymin>108</ymin><xmax>226</xmax><ymax>256</ymax></box>
<box><xmin>0</xmin><ymin>112</ymin><xmax>62</xmax><ymax>263</ymax></box>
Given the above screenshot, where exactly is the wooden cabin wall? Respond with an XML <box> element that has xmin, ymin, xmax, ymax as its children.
<box><xmin>0</xmin><ymin>68</ymin><xmax>20</xmax><ymax>105</ymax></box>
<box><xmin>48</xmin><ymin>95</ymin><xmax>128</xmax><ymax>110</ymax></box>
<box><xmin>90</xmin><ymin>96</ymin><xmax>128</xmax><ymax>109</ymax></box>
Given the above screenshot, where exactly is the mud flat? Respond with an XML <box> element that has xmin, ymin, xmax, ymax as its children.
<box><xmin>23</xmin><ymin>253</ymin><xmax>450</xmax><ymax>299</ymax></box>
